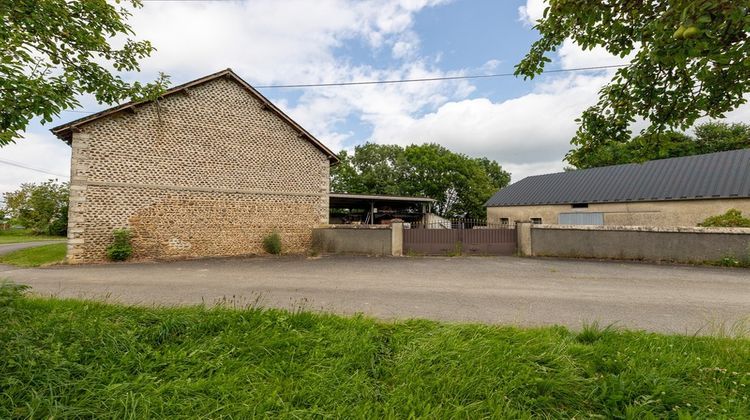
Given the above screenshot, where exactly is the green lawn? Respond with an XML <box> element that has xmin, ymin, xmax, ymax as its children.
<box><xmin>0</xmin><ymin>243</ymin><xmax>66</xmax><ymax>267</ymax></box>
<box><xmin>0</xmin><ymin>229</ymin><xmax>65</xmax><ymax>244</ymax></box>
<box><xmin>1</xmin><ymin>284</ymin><xmax>748</xmax><ymax>418</ymax></box>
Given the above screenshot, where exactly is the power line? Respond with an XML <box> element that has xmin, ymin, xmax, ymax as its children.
<box><xmin>58</xmin><ymin>64</ymin><xmax>627</xmax><ymax>114</ymax></box>
<box><xmin>0</xmin><ymin>158</ymin><xmax>69</xmax><ymax>178</ymax></box>
<box><xmin>254</xmin><ymin>64</ymin><xmax>627</xmax><ymax>89</ymax></box>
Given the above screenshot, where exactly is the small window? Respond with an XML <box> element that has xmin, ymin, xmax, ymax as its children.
<box><xmin>530</xmin><ymin>217</ymin><xmax>542</xmax><ymax>224</ymax></box>
<box><xmin>500</xmin><ymin>218</ymin><xmax>509</xmax><ymax>225</ymax></box>
<box><xmin>571</xmin><ymin>203</ymin><xmax>588</xmax><ymax>208</ymax></box>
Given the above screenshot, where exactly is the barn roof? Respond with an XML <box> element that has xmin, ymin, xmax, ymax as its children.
<box><xmin>50</xmin><ymin>68</ymin><xmax>339</xmax><ymax>164</ymax></box>
<box><xmin>485</xmin><ymin>149</ymin><xmax>750</xmax><ymax>207</ymax></box>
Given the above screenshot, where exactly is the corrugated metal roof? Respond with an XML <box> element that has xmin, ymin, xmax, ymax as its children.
<box><xmin>329</xmin><ymin>193</ymin><xmax>435</xmax><ymax>202</ymax></box>
<box><xmin>485</xmin><ymin>149</ymin><xmax>750</xmax><ymax>207</ymax></box>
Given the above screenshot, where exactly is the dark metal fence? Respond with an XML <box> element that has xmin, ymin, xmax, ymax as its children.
<box><xmin>404</xmin><ymin>218</ymin><xmax>516</xmax><ymax>256</ymax></box>
<box><xmin>408</xmin><ymin>218</ymin><xmax>512</xmax><ymax>230</ymax></box>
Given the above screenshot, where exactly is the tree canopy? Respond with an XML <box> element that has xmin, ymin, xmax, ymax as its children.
<box><xmin>2</xmin><ymin>180</ymin><xmax>69</xmax><ymax>235</ymax></box>
<box><xmin>1</xmin><ymin>0</ymin><xmax>169</xmax><ymax>145</ymax></box>
<box><xmin>567</xmin><ymin>121</ymin><xmax>750</xmax><ymax>169</ymax></box>
<box><xmin>516</xmin><ymin>1</ymin><xmax>750</xmax><ymax>156</ymax></box>
<box><xmin>331</xmin><ymin>143</ymin><xmax>510</xmax><ymax>219</ymax></box>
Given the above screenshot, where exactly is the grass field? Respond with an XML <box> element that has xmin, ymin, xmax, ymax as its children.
<box><xmin>0</xmin><ymin>243</ymin><xmax>66</xmax><ymax>267</ymax></box>
<box><xmin>1</xmin><ymin>284</ymin><xmax>748</xmax><ymax>418</ymax></box>
<box><xmin>0</xmin><ymin>229</ymin><xmax>64</xmax><ymax>244</ymax></box>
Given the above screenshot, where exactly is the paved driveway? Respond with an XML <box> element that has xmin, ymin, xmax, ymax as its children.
<box><xmin>2</xmin><ymin>256</ymin><xmax>749</xmax><ymax>335</ymax></box>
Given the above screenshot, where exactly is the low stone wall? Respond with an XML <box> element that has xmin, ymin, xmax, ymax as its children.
<box><xmin>528</xmin><ymin>224</ymin><xmax>750</xmax><ymax>263</ymax></box>
<box><xmin>312</xmin><ymin>224</ymin><xmax>402</xmax><ymax>256</ymax></box>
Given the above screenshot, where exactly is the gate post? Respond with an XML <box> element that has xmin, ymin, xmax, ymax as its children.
<box><xmin>391</xmin><ymin>222</ymin><xmax>404</xmax><ymax>256</ymax></box>
<box><xmin>516</xmin><ymin>222</ymin><xmax>533</xmax><ymax>256</ymax></box>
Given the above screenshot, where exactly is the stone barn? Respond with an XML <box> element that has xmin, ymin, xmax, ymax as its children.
<box><xmin>52</xmin><ymin>69</ymin><xmax>338</xmax><ymax>263</ymax></box>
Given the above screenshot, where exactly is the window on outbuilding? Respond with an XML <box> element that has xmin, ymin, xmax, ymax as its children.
<box><xmin>559</xmin><ymin>212</ymin><xmax>604</xmax><ymax>225</ymax></box>
<box><xmin>500</xmin><ymin>218</ymin><xmax>509</xmax><ymax>225</ymax></box>
<box><xmin>530</xmin><ymin>217</ymin><xmax>542</xmax><ymax>224</ymax></box>
<box><xmin>571</xmin><ymin>203</ymin><xmax>588</xmax><ymax>208</ymax></box>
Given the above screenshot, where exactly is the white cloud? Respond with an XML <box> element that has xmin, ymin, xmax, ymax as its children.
<box><xmin>0</xmin><ymin>133</ymin><xmax>71</xmax><ymax>195</ymax></box>
<box><xmin>480</xmin><ymin>59</ymin><xmax>502</xmax><ymax>73</ymax></box>
<box><xmin>518</xmin><ymin>0</ymin><xmax>546</xmax><ymax>26</ymax></box>
<box><xmin>558</xmin><ymin>39</ymin><xmax>638</xmax><ymax>69</ymax></box>
<box><xmin>130</xmin><ymin>0</ymin><xmax>450</xmax><ymax>84</ymax></box>
<box><xmin>714</xmin><ymin>94</ymin><xmax>750</xmax><ymax>124</ymax></box>
<box><xmin>4</xmin><ymin>0</ymin><xmax>452</xmax><ymax>194</ymax></box>
<box><xmin>283</xmin><ymin>59</ymin><xmax>475</xmax><ymax>153</ymax></box>
<box><xmin>368</xmin><ymin>72</ymin><xmax>612</xmax><ymax>182</ymax></box>
<box><xmin>7</xmin><ymin>0</ymin><xmax>747</xmax><ymax>197</ymax></box>
<box><xmin>391</xmin><ymin>31</ymin><xmax>421</xmax><ymax>59</ymax></box>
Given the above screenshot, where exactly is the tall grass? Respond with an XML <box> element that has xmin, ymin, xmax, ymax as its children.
<box><xmin>1</xmin><ymin>284</ymin><xmax>748</xmax><ymax>418</ymax></box>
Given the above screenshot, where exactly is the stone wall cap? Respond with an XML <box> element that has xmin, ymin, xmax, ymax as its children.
<box><xmin>318</xmin><ymin>224</ymin><xmax>392</xmax><ymax>230</ymax></box>
<box><xmin>532</xmin><ymin>224</ymin><xmax>750</xmax><ymax>235</ymax></box>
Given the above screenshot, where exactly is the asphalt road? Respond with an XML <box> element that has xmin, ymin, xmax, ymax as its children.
<box><xmin>0</xmin><ymin>240</ymin><xmax>66</xmax><ymax>255</ymax></box>
<box><xmin>2</xmin><ymin>255</ymin><xmax>749</xmax><ymax>335</ymax></box>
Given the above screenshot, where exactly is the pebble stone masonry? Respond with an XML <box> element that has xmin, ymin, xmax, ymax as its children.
<box><xmin>57</xmin><ymin>70</ymin><xmax>336</xmax><ymax>263</ymax></box>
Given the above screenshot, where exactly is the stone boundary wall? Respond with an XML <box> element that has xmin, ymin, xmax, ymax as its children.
<box><xmin>312</xmin><ymin>224</ymin><xmax>403</xmax><ymax>256</ymax></box>
<box><xmin>523</xmin><ymin>224</ymin><xmax>750</xmax><ymax>263</ymax></box>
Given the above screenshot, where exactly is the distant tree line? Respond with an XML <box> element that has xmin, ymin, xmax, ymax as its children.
<box><xmin>331</xmin><ymin>143</ymin><xmax>510</xmax><ymax>219</ymax></box>
<box><xmin>2</xmin><ymin>180</ymin><xmax>69</xmax><ymax>236</ymax></box>
<box><xmin>567</xmin><ymin>122</ymin><xmax>750</xmax><ymax>169</ymax></box>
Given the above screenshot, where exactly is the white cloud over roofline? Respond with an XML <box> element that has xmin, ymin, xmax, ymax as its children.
<box><xmin>3</xmin><ymin>0</ymin><xmax>749</xmax><ymax>195</ymax></box>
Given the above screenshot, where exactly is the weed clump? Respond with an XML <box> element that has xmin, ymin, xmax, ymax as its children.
<box><xmin>699</xmin><ymin>209</ymin><xmax>750</xmax><ymax>227</ymax></box>
<box><xmin>106</xmin><ymin>228</ymin><xmax>132</xmax><ymax>261</ymax></box>
<box><xmin>262</xmin><ymin>231</ymin><xmax>282</xmax><ymax>255</ymax></box>
<box><xmin>0</xmin><ymin>282</ymin><xmax>28</xmax><ymax>310</ymax></box>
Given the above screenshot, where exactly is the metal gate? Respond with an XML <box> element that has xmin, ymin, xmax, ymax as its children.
<box><xmin>404</xmin><ymin>226</ymin><xmax>517</xmax><ymax>256</ymax></box>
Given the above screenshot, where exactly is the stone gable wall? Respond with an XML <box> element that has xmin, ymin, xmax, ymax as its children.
<box><xmin>67</xmin><ymin>77</ymin><xmax>329</xmax><ymax>263</ymax></box>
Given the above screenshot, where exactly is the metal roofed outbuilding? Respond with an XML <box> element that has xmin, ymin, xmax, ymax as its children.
<box><xmin>486</xmin><ymin>149</ymin><xmax>750</xmax><ymax>207</ymax></box>
<box><xmin>485</xmin><ymin>149</ymin><xmax>750</xmax><ymax>228</ymax></box>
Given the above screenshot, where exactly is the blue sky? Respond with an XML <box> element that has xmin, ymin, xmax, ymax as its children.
<box><xmin>2</xmin><ymin>0</ymin><xmax>748</xmax><ymax>195</ymax></box>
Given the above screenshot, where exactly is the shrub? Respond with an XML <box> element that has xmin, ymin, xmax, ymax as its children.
<box><xmin>47</xmin><ymin>206</ymin><xmax>68</xmax><ymax>236</ymax></box>
<box><xmin>106</xmin><ymin>229</ymin><xmax>133</xmax><ymax>261</ymax></box>
<box><xmin>262</xmin><ymin>231</ymin><xmax>282</xmax><ymax>255</ymax></box>
<box><xmin>698</xmin><ymin>209</ymin><xmax>750</xmax><ymax>227</ymax></box>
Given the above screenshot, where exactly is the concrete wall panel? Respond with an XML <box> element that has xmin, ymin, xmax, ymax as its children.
<box><xmin>488</xmin><ymin>198</ymin><xmax>750</xmax><ymax>228</ymax></box>
<box><xmin>312</xmin><ymin>227</ymin><xmax>392</xmax><ymax>256</ymax></box>
<box><xmin>531</xmin><ymin>225</ymin><xmax>750</xmax><ymax>263</ymax></box>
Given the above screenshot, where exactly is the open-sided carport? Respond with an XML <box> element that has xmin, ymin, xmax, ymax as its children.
<box><xmin>329</xmin><ymin>193</ymin><xmax>435</xmax><ymax>225</ymax></box>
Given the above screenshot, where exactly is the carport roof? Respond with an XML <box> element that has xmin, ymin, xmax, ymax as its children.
<box><xmin>330</xmin><ymin>193</ymin><xmax>434</xmax><ymax>208</ymax></box>
<box><xmin>486</xmin><ymin>149</ymin><xmax>750</xmax><ymax>207</ymax></box>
